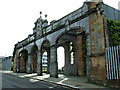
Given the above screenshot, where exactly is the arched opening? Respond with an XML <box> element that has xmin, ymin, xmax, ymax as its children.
<box><xmin>56</xmin><ymin>31</ymin><xmax>77</xmax><ymax>76</ymax></box>
<box><xmin>57</xmin><ymin>46</ymin><xmax>65</xmax><ymax>74</ymax></box>
<box><xmin>41</xmin><ymin>40</ymin><xmax>50</xmax><ymax>74</ymax></box>
<box><xmin>32</xmin><ymin>45</ymin><xmax>38</xmax><ymax>73</ymax></box>
<box><xmin>56</xmin><ymin>29</ymin><xmax>87</xmax><ymax>76</ymax></box>
<box><xmin>19</xmin><ymin>50</ymin><xmax>28</xmax><ymax>73</ymax></box>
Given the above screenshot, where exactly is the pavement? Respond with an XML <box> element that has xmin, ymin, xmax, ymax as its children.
<box><xmin>2</xmin><ymin>71</ymin><xmax>106</xmax><ymax>89</ymax></box>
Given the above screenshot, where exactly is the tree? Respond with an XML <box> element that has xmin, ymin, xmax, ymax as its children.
<box><xmin>107</xmin><ymin>19</ymin><xmax>120</xmax><ymax>46</ymax></box>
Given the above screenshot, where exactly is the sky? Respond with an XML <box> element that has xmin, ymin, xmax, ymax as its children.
<box><xmin>0</xmin><ymin>0</ymin><xmax>120</xmax><ymax>57</ymax></box>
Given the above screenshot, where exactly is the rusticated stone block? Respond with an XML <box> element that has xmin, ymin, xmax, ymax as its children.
<box><xmin>91</xmin><ymin>55</ymin><xmax>106</xmax><ymax>68</ymax></box>
<box><xmin>91</xmin><ymin>74</ymin><xmax>106</xmax><ymax>81</ymax></box>
<box><xmin>91</xmin><ymin>57</ymin><xmax>97</xmax><ymax>67</ymax></box>
<box><xmin>91</xmin><ymin>66</ymin><xmax>106</xmax><ymax>75</ymax></box>
<box><xmin>98</xmin><ymin>29</ymin><xmax>104</xmax><ymax>34</ymax></box>
<box><xmin>98</xmin><ymin>55</ymin><xmax>106</xmax><ymax>67</ymax></box>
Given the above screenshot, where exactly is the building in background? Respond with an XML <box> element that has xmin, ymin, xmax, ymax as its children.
<box><xmin>42</xmin><ymin>52</ymin><xmax>47</xmax><ymax>73</ymax></box>
<box><xmin>0</xmin><ymin>56</ymin><xmax>4</xmax><ymax>70</ymax></box>
<box><xmin>2</xmin><ymin>56</ymin><xmax>13</xmax><ymax>71</ymax></box>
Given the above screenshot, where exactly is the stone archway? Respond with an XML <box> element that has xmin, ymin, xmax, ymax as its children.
<box><xmin>31</xmin><ymin>45</ymin><xmax>38</xmax><ymax>73</ymax></box>
<box><xmin>56</xmin><ymin>30</ymin><xmax>77</xmax><ymax>76</ymax></box>
<box><xmin>19</xmin><ymin>50</ymin><xmax>28</xmax><ymax>73</ymax></box>
<box><xmin>14</xmin><ymin>1</ymin><xmax>111</xmax><ymax>84</ymax></box>
<box><xmin>56</xmin><ymin>28</ymin><xmax>87</xmax><ymax>76</ymax></box>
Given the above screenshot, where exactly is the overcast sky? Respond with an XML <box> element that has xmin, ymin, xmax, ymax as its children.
<box><xmin>0</xmin><ymin>0</ymin><xmax>119</xmax><ymax>57</ymax></box>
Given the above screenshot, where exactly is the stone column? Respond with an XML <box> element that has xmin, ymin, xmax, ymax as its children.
<box><xmin>27</xmin><ymin>53</ymin><xmax>32</xmax><ymax>74</ymax></box>
<box><xmin>86</xmin><ymin>34</ymin><xmax>92</xmax><ymax>82</ymax></box>
<box><xmin>77</xmin><ymin>35</ymin><xmax>85</xmax><ymax>76</ymax></box>
<box><xmin>50</xmin><ymin>45</ymin><xmax>58</xmax><ymax>78</ymax></box>
<box><xmin>47</xmin><ymin>48</ymin><xmax>50</xmax><ymax>74</ymax></box>
<box><xmin>16</xmin><ymin>56</ymin><xmax>20</xmax><ymax>72</ymax></box>
<box><xmin>73</xmin><ymin>42</ymin><xmax>78</xmax><ymax>75</ymax></box>
<box><xmin>65</xmin><ymin>42</ymin><xmax>70</xmax><ymax>66</ymax></box>
<box><xmin>64</xmin><ymin>42</ymin><xmax>70</xmax><ymax>74</ymax></box>
<box><xmin>87</xmin><ymin>9</ymin><xmax>107</xmax><ymax>83</ymax></box>
<box><xmin>37</xmin><ymin>49</ymin><xmax>42</xmax><ymax>76</ymax></box>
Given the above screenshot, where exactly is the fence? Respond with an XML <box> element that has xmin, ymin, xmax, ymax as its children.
<box><xmin>106</xmin><ymin>45</ymin><xmax>120</xmax><ymax>80</ymax></box>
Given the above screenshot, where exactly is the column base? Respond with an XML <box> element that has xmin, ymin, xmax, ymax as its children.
<box><xmin>27</xmin><ymin>68</ymin><xmax>32</xmax><ymax>74</ymax></box>
<box><xmin>37</xmin><ymin>73</ymin><xmax>42</xmax><ymax>76</ymax></box>
<box><xmin>50</xmin><ymin>74</ymin><xmax>58</xmax><ymax>78</ymax></box>
<box><xmin>27</xmin><ymin>71</ymin><xmax>32</xmax><ymax>74</ymax></box>
<box><xmin>27</xmin><ymin>72</ymin><xmax>32</xmax><ymax>74</ymax></box>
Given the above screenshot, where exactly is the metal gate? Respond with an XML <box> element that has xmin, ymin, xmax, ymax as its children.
<box><xmin>106</xmin><ymin>46</ymin><xmax>120</xmax><ymax>80</ymax></box>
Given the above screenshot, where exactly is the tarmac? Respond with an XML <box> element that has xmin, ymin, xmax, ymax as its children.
<box><xmin>2</xmin><ymin>71</ymin><xmax>107</xmax><ymax>89</ymax></box>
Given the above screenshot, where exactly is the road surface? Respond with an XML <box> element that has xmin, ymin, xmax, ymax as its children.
<box><xmin>2</xmin><ymin>71</ymin><xmax>71</xmax><ymax>89</ymax></box>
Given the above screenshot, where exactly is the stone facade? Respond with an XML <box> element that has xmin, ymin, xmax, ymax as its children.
<box><xmin>13</xmin><ymin>1</ymin><xmax>120</xmax><ymax>85</ymax></box>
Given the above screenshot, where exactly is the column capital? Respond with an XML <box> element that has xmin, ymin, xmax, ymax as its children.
<box><xmin>38</xmin><ymin>49</ymin><xmax>41</xmax><ymax>53</ymax></box>
<box><xmin>50</xmin><ymin>44</ymin><xmax>57</xmax><ymax>48</ymax></box>
<box><xmin>28</xmin><ymin>52</ymin><xmax>32</xmax><ymax>55</ymax></box>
